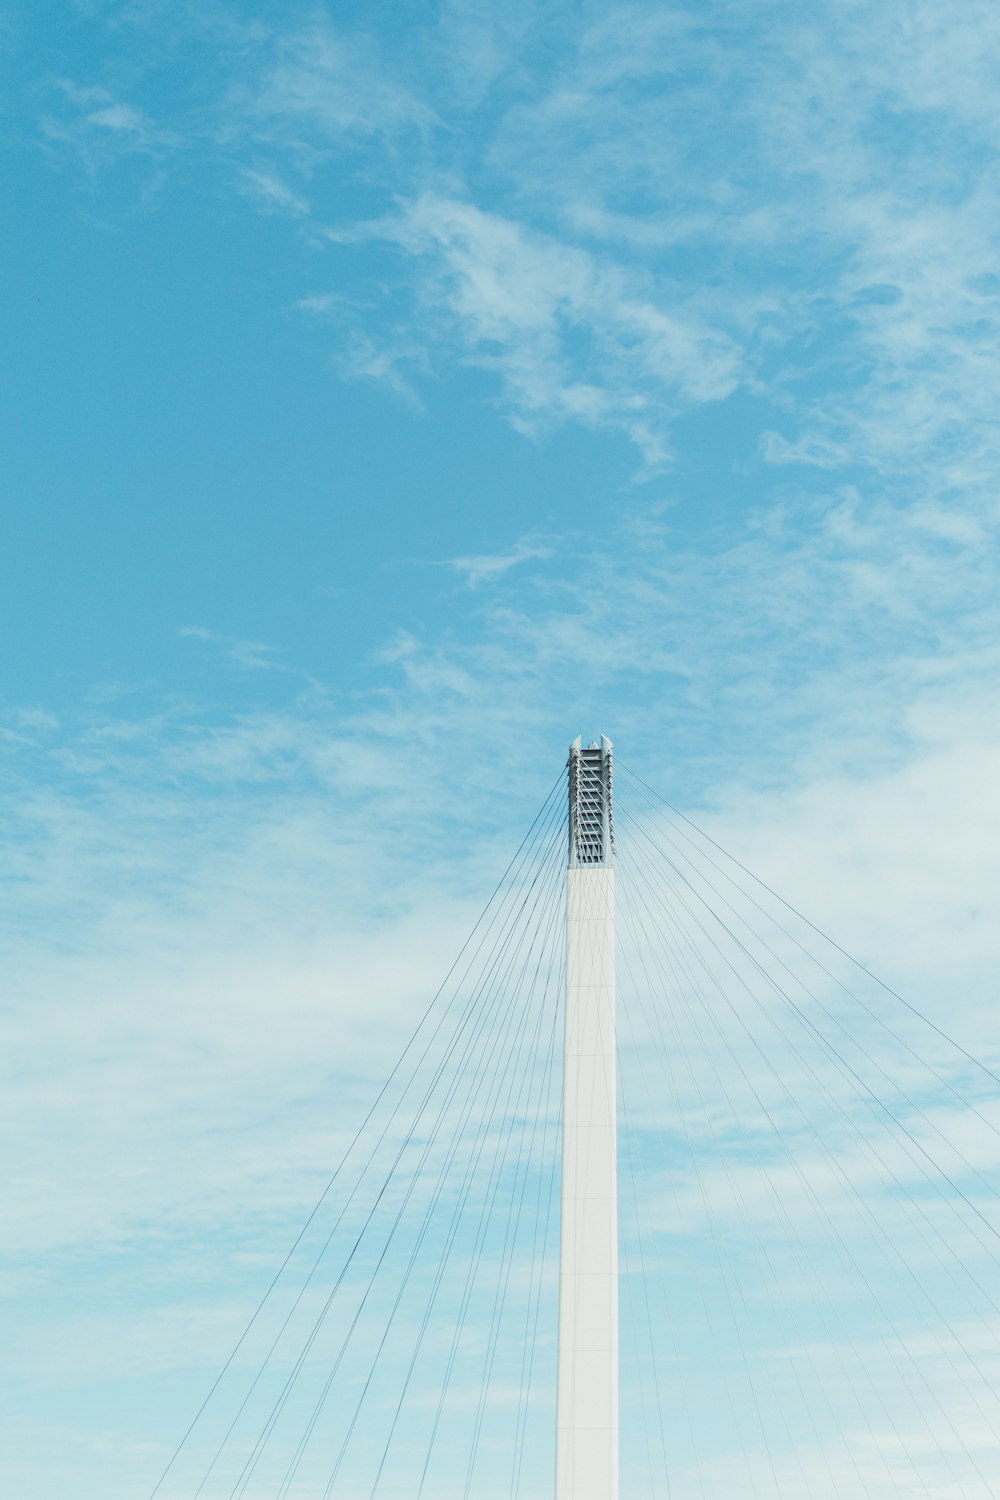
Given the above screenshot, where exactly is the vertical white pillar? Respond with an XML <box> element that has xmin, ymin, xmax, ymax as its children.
<box><xmin>557</xmin><ymin>738</ymin><xmax>618</xmax><ymax>1500</ymax></box>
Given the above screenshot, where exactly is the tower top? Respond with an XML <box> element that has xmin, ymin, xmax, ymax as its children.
<box><xmin>568</xmin><ymin>736</ymin><xmax>614</xmax><ymax>868</ymax></box>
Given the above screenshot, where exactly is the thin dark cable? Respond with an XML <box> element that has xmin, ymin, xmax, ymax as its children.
<box><xmin>618</xmin><ymin>831</ymin><xmax>943</xmax><ymax>1497</ymax></box>
<box><xmin>617</xmin><ymin>762</ymin><xmax>1000</xmax><ymax>1092</ymax></box>
<box><xmin>620</xmin><ymin>808</ymin><xmax>1000</xmax><ymax>1488</ymax></box>
<box><xmin>621</xmin><ymin>807</ymin><xmax>1000</xmax><ymax>1352</ymax></box>
<box><xmin>298</xmin><ymin>822</ymin><xmax>566</xmax><ymax>1498</ymax></box>
<box><xmin>620</xmin><ymin>800</ymin><xmax>1000</xmax><ymax>1279</ymax></box>
<box><xmin>362</xmin><ymin>889</ymin><xmax>561</xmax><ymax>1500</ymax></box>
<box><xmin>320</xmin><ymin>842</ymin><xmax>567</xmax><ymax>1500</ymax></box>
<box><xmin>193</xmin><ymin>795</ymin><xmax>567</xmax><ymax>1498</ymax></box>
<box><xmin>623</xmin><ymin>871</ymin><xmax>784</xmax><ymax>1497</ymax></box>
<box><xmin>234</xmin><ymin>811</ymin><xmax>569</xmax><ymax>1498</ymax></box>
<box><xmin>460</xmin><ymin>915</ymin><xmax>564</xmax><ymax>1500</ymax></box>
<box><xmin>619</xmin><ymin>767</ymin><xmax>1000</xmax><ymax>1151</ymax></box>
<box><xmin>412</xmin><ymin>862</ymin><xmax>566</xmax><ymax>1500</ymax></box>
<box><xmin>617</xmin><ymin>839</ymin><xmax>906</xmax><ymax>1499</ymax></box>
<box><xmin>619</xmin><ymin>792</ymin><xmax>1000</xmax><ymax>1308</ymax></box>
<box><xmin>617</xmin><ymin>1055</ymin><xmax>671</xmax><ymax>1500</ymax></box>
<box><xmin>195</xmin><ymin>798</ymin><xmax>567</xmax><ymax>1499</ymax></box>
<box><xmin>146</xmin><ymin>774</ymin><xmax>563</xmax><ymax>1500</ymax></box>
<box><xmin>614</xmin><ymin>914</ymin><xmax>722</xmax><ymax>1500</ymax></box>
<box><xmin>510</xmin><ymin>1003</ymin><xmax>562</xmax><ymax>1500</ymax></box>
<box><xmin>375</xmin><ymin>861</ymin><xmax>563</xmax><ymax>1500</ymax></box>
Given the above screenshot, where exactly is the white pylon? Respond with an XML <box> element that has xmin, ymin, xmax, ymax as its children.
<box><xmin>556</xmin><ymin>736</ymin><xmax>618</xmax><ymax>1500</ymax></box>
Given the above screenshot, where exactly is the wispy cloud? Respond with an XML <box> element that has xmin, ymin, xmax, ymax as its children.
<box><xmin>448</xmin><ymin>540</ymin><xmax>553</xmax><ymax>588</ymax></box>
<box><xmin>32</xmin><ymin>3</ymin><xmax>1000</xmax><ymax>489</ymax></box>
<box><xmin>237</xmin><ymin>163</ymin><xmax>309</xmax><ymax>216</ymax></box>
<box><xmin>230</xmin><ymin>13</ymin><xmax>435</xmax><ymax>151</ymax></box>
<box><xmin>178</xmin><ymin>625</ymin><xmax>327</xmax><ymax>689</ymax></box>
<box><xmin>40</xmin><ymin>79</ymin><xmax>176</xmax><ymax>175</ymax></box>
<box><xmin>348</xmin><ymin>193</ymin><xmax>740</xmax><ymax>468</ymax></box>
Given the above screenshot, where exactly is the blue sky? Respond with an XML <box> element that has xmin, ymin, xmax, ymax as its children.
<box><xmin>4</xmin><ymin>2</ymin><xmax>1000</xmax><ymax>1496</ymax></box>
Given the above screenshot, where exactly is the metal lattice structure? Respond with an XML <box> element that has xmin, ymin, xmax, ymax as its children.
<box><xmin>568</xmin><ymin>736</ymin><xmax>614</xmax><ymax>868</ymax></box>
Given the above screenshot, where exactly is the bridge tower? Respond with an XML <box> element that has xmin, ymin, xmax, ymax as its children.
<box><xmin>557</xmin><ymin>736</ymin><xmax>618</xmax><ymax>1500</ymax></box>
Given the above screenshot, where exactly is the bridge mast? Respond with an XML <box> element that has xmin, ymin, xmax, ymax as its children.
<box><xmin>557</xmin><ymin>736</ymin><xmax>618</xmax><ymax>1500</ymax></box>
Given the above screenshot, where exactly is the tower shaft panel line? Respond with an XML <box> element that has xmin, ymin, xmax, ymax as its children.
<box><xmin>557</xmin><ymin>737</ymin><xmax>618</xmax><ymax>1500</ymax></box>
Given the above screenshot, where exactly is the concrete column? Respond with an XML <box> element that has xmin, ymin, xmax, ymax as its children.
<box><xmin>556</xmin><ymin>781</ymin><xmax>617</xmax><ymax>1500</ymax></box>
